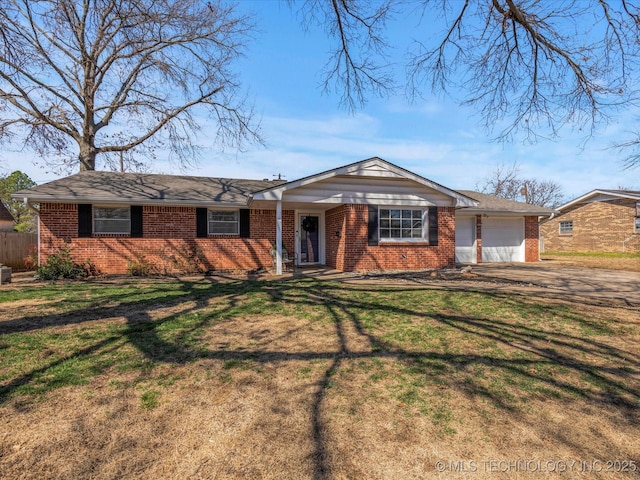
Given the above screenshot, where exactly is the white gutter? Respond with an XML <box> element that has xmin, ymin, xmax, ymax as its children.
<box><xmin>22</xmin><ymin>197</ymin><xmax>40</xmax><ymax>215</ymax></box>
<box><xmin>14</xmin><ymin>195</ymin><xmax>248</xmax><ymax>208</ymax></box>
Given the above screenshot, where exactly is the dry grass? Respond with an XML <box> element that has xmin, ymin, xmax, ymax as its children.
<box><xmin>541</xmin><ymin>253</ymin><xmax>640</xmax><ymax>272</ymax></box>
<box><xmin>0</xmin><ymin>277</ymin><xmax>638</xmax><ymax>479</ymax></box>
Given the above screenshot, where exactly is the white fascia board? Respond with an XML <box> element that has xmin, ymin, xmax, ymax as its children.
<box><xmin>557</xmin><ymin>189</ymin><xmax>640</xmax><ymax>211</ymax></box>
<box><xmin>12</xmin><ymin>194</ymin><xmax>249</xmax><ymax>208</ymax></box>
<box><xmin>458</xmin><ymin>208</ymin><xmax>555</xmax><ymax>217</ymax></box>
<box><xmin>454</xmin><ymin>197</ymin><xmax>480</xmax><ymax>207</ymax></box>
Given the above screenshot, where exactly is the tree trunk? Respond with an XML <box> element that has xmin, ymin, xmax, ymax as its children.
<box><xmin>78</xmin><ymin>144</ymin><xmax>97</xmax><ymax>171</ymax></box>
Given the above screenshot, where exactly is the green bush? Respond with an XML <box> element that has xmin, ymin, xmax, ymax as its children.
<box><xmin>36</xmin><ymin>246</ymin><xmax>97</xmax><ymax>280</ymax></box>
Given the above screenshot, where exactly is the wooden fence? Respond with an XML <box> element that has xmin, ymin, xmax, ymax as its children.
<box><xmin>0</xmin><ymin>233</ymin><xmax>37</xmax><ymax>270</ymax></box>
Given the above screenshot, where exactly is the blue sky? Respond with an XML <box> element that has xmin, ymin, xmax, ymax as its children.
<box><xmin>2</xmin><ymin>0</ymin><xmax>640</xmax><ymax>200</ymax></box>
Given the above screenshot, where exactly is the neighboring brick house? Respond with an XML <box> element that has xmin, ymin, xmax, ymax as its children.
<box><xmin>540</xmin><ymin>189</ymin><xmax>640</xmax><ymax>254</ymax></box>
<box><xmin>0</xmin><ymin>203</ymin><xmax>15</xmax><ymax>232</ymax></box>
<box><xmin>14</xmin><ymin>157</ymin><xmax>548</xmax><ymax>275</ymax></box>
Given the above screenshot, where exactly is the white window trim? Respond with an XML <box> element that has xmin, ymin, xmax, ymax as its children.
<box><xmin>93</xmin><ymin>205</ymin><xmax>131</xmax><ymax>234</ymax></box>
<box><xmin>635</xmin><ymin>217</ymin><xmax>640</xmax><ymax>234</ymax></box>
<box><xmin>378</xmin><ymin>207</ymin><xmax>427</xmax><ymax>243</ymax></box>
<box><xmin>559</xmin><ymin>220</ymin><xmax>573</xmax><ymax>235</ymax></box>
<box><xmin>208</xmin><ymin>208</ymin><xmax>240</xmax><ymax>235</ymax></box>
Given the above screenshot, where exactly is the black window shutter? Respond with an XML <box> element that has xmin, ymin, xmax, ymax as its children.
<box><xmin>239</xmin><ymin>209</ymin><xmax>250</xmax><ymax>238</ymax></box>
<box><xmin>367</xmin><ymin>205</ymin><xmax>379</xmax><ymax>246</ymax></box>
<box><xmin>196</xmin><ymin>208</ymin><xmax>208</xmax><ymax>238</ymax></box>
<box><xmin>428</xmin><ymin>206</ymin><xmax>438</xmax><ymax>245</ymax></box>
<box><xmin>78</xmin><ymin>204</ymin><xmax>92</xmax><ymax>238</ymax></box>
<box><xmin>131</xmin><ymin>205</ymin><xmax>143</xmax><ymax>237</ymax></box>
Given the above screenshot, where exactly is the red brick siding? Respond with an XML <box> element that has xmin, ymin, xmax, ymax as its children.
<box><xmin>282</xmin><ymin>210</ymin><xmax>295</xmax><ymax>261</ymax></box>
<box><xmin>524</xmin><ymin>216</ymin><xmax>540</xmax><ymax>261</ymax></box>
<box><xmin>143</xmin><ymin>206</ymin><xmax>195</xmax><ymax>238</ymax></box>
<box><xmin>325</xmin><ymin>205</ymin><xmax>347</xmax><ymax>270</ymax></box>
<box><xmin>39</xmin><ymin>203</ymin><xmax>78</xmax><ymax>245</ymax></box>
<box><xmin>340</xmin><ymin>205</ymin><xmax>455</xmax><ymax>271</ymax></box>
<box><xmin>39</xmin><ymin>203</ymin><xmax>296</xmax><ymax>274</ymax></box>
<box><xmin>39</xmin><ymin>202</ymin><xmax>457</xmax><ymax>274</ymax></box>
<box><xmin>540</xmin><ymin>199</ymin><xmax>640</xmax><ymax>253</ymax></box>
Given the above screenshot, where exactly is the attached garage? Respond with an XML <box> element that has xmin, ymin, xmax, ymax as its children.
<box><xmin>455</xmin><ymin>216</ymin><xmax>476</xmax><ymax>263</ymax></box>
<box><xmin>455</xmin><ymin>190</ymin><xmax>555</xmax><ymax>264</ymax></box>
<box><xmin>481</xmin><ymin>216</ymin><xmax>524</xmax><ymax>262</ymax></box>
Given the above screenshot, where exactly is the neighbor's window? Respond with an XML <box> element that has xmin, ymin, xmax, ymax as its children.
<box><xmin>94</xmin><ymin>206</ymin><xmax>131</xmax><ymax>234</ymax></box>
<box><xmin>635</xmin><ymin>217</ymin><xmax>640</xmax><ymax>233</ymax></box>
<box><xmin>559</xmin><ymin>220</ymin><xmax>573</xmax><ymax>235</ymax></box>
<box><xmin>208</xmin><ymin>210</ymin><xmax>239</xmax><ymax>234</ymax></box>
<box><xmin>379</xmin><ymin>208</ymin><xmax>425</xmax><ymax>240</ymax></box>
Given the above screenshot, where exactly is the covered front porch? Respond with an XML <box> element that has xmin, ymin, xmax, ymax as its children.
<box><xmin>251</xmin><ymin>157</ymin><xmax>476</xmax><ymax>275</ymax></box>
<box><xmin>268</xmin><ymin>205</ymin><xmax>332</xmax><ymax>275</ymax></box>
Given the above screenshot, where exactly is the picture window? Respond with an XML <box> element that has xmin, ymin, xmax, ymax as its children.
<box><xmin>208</xmin><ymin>210</ymin><xmax>239</xmax><ymax>234</ymax></box>
<box><xmin>94</xmin><ymin>206</ymin><xmax>130</xmax><ymax>234</ymax></box>
<box><xmin>379</xmin><ymin>208</ymin><xmax>424</xmax><ymax>240</ymax></box>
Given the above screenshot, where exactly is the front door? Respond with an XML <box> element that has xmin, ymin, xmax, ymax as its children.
<box><xmin>299</xmin><ymin>215</ymin><xmax>320</xmax><ymax>264</ymax></box>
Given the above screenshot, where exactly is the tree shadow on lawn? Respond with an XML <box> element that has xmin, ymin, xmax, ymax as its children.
<box><xmin>1</xmin><ymin>277</ymin><xmax>639</xmax><ymax>478</ymax></box>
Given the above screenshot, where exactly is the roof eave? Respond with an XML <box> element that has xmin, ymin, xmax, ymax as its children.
<box><xmin>557</xmin><ymin>189</ymin><xmax>640</xmax><ymax>211</ymax></box>
<box><xmin>12</xmin><ymin>193</ymin><xmax>250</xmax><ymax>208</ymax></box>
<box><xmin>253</xmin><ymin>157</ymin><xmax>479</xmax><ymax>204</ymax></box>
<box><xmin>458</xmin><ymin>208</ymin><xmax>555</xmax><ymax>216</ymax></box>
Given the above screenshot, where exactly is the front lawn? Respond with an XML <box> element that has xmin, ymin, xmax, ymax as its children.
<box><xmin>542</xmin><ymin>251</ymin><xmax>640</xmax><ymax>272</ymax></box>
<box><xmin>0</xmin><ymin>277</ymin><xmax>638</xmax><ymax>479</ymax></box>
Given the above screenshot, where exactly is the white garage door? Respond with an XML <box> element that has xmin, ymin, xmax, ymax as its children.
<box><xmin>455</xmin><ymin>216</ymin><xmax>476</xmax><ymax>263</ymax></box>
<box><xmin>482</xmin><ymin>217</ymin><xmax>525</xmax><ymax>262</ymax></box>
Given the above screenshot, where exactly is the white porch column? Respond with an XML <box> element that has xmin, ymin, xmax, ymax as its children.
<box><xmin>276</xmin><ymin>200</ymin><xmax>283</xmax><ymax>275</ymax></box>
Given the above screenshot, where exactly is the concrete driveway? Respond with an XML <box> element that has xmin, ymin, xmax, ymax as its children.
<box><xmin>469</xmin><ymin>262</ymin><xmax>640</xmax><ymax>307</ymax></box>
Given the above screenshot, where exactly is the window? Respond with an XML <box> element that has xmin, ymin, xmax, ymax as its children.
<box><xmin>208</xmin><ymin>210</ymin><xmax>239</xmax><ymax>234</ymax></box>
<box><xmin>559</xmin><ymin>220</ymin><xmax>573</xmax><ymax>235</ymax></box>
<box><xmin>94</xmin><ymin>206</ymin><xmax>130</xmax><ymax>234</ymax></box>
<box><xmin>379</xmin><ymin>208</ymin><xmax>425</xmax><ymax>240</ymax></box>
<box><xmin>635</xmin><ymin>217</ymin><xmax>640</xmax><ymax>233</ymax></box>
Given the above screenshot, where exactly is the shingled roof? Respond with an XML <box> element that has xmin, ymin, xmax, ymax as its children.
<box><xmin>557</xmin><ymin>189</ymin><xmax>640</xmax><ymax>211</ymax></box>
<box><xmin>13</xmin><ymin>171</ymin><xmax>286</xmax><ymax>207</ymax></box>
<box><xmin>0</xmin><ymin>202</ymin><xmax>14</xmax><ymax>222</ymax></box>
<box><xmin>456</xmin><ymin>190</ymin><xmax>556</xmax><ymax>216</ymax></box>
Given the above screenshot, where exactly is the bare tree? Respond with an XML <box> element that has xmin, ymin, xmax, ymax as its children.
<box><xmin>294</xmin><ymin>0</ymin><xmax>395</xmax><ymax>110</ymax></box>
<box><xmin>476</xmin><ymin>162</ymin><xmax>522</xmax><ymax>199</ymax></box>
<box><xmin>614</xmin><ymin>133</ymin><xmax>640</xmax><ymax>170</ymax></box>
<box><xmin>477</xmin><ymin>162</ymin><xmax>565</xmax><ymax>208</ymax></box>
<box><xmin>0</xmin><ymin>0</ymin><xmax>259</xmax><ymax>172</ymax></box>
<box><xmin>295</xmin><ymin>1</ymin><xmax>640</xmax><ymax>143</ymax></box>
<box><xmin>520</xmin><ymin>178</ymin><xmax>566</xmax><ymax>208</ymax></box>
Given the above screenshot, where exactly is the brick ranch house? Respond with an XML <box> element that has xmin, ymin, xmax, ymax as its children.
<box><xmin>14</xmin><ymin>158</ymin><xmax>551</xmax><ymax>275</ymax></box>
<box><xmin>540</xmin><ymin>189</ymin><xmax>640</xmax><ymax>253</ymax></box>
